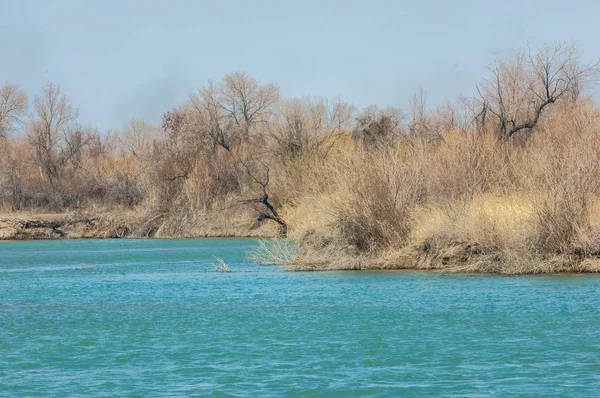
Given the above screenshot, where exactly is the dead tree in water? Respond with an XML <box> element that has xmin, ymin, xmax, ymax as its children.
<box><xmin>239</xmin><ymin>159</ymin><xmax>288</xmax><ymax>237</ymax></box>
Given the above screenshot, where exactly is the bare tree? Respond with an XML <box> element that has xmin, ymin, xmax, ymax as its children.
<box><xmin>352</xmin><ymin>106</ymin><xmax>403</xmax><ymax>146</ymax></box>
<box><xmin>0</xmin><ymin>84</ymin><xmax>28</xmax><ymax>138</ymax></box>
<box><xmin>29</xmin><ymin>84</ymin><xmax>79</xmax><ymax>186</ymax></box>
<box><xmin>477</xmin><ymin>42</ymin><xmax>600</xmax><ymax>140</ymax></box>
<box><xmin>60</xmin><ymin>125</ymin><xmax>98</xmax><ymax>171</ymax></box>
<box><xmin>118</xmin><ymin>119</ymin><xmax>158</xmax><ymax>158</ymax></box>
<box><xmin>408</xmin><ymin>86</ymin><xmax>428</xmax><ymax>136</ymax></box>
<box><xmin>268</xmin><ymin>97</ymin><xmax>355</xmax><ymax>158</ymax></box>
<box><xmin>189</xmin><ymin>72</ymin><xmax>280</xmax><ymax>151</ymax></box>
<box><xmin>158</xmin><ymin>107</ymin><xmax>200</xmax><ymax>181</ymax></box>
<box><xmin>0</xmin><ymin>137</ymin><xmax>28</xmax><ymax>210</ymax></box>
<box><xmin>406</xmin><ymin>86</ymin><xmax>458</xmax><ymax>142</ymax></box>
<box><xmin>220</xmin><ymin>71</ymin><xmax>280</xmax><ymax>138</ymax></box>
<box><xmin>191</xmin><ymin>81</ymin><xmax>233</xmax><ymax>150</ymax></box>
<box><xmin>431</xmin><ymin>101</ymin><xmax>472</xmax><ymax>135</ymax></box>
<box><xmin>240</xmin><ymin>160</ymin><xmax>288</xmax><ymax>237</ymax></box>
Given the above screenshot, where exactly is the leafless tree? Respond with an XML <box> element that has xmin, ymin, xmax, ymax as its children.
<box><xmin>28</xmin><ymin>83</ymin><xmax>79</xmax><ymax>186</ymax></box>
<box><xmin>477</xmin><ymin>42</ymin><xmax>600</xmax><ymax>140</ymax></box>
<box><xmin>0</xmin><ymin>84</ymin><xmax>27</xmax><ymax>138</ymax></box>
<box><xmin>191</xmin><ymin>81</ymin><xmax>233</xmax><ymax>150</ymax></box>
<box><xmin>118</xmin><ymin>119</ymin><xmax>158</xmax><ymax>158</ymax></box>
<box><xmin>238</xmin><ymin>155</ymin><xmax>287</xmax><ymax>237</ymax></box>
<box><xmin>0</xmin><ymin>137</ymin><xmax>27</xmax><ymax>210</ymax></box>
<box><xmin>268</xmin><ymin>97</ymin><xmax>355</xmax><ymax>158</ymax></box>
<box><xmin>189</xmin><ymin>72</ymin><xmax>280</xmax><ymax>151</ymax></box>
<box><xmin>352</xmin><ymin>106</ymin><xmax>403</xmax><ymax>146</ymax></box>
<box><xmin>158</xmin><ymin>107</ymin><xmax>199</xmax><ymax>181</ymax></box>
<box><xmin>61</xmin><ymin>125</ymin><xmax>98</xmax><ymax>171</ymax></box>
<box><xmin>431</xmin><ymin>101</ymin><xmax>472</xmax><ymax>134</ymax></box>
<box><xmin>408</xmin><ymin>86</ymin><xmax>429</xmax><ymax>135</ymax></box>
<box><xmin>221</xmin><ymin>71</ymin><xmax>280</xmax><ymax>136</ymax></box>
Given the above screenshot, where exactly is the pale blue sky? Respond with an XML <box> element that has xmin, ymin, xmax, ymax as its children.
<box><xmin>2</xmin><ymin>0</ymin><xmax>600</xmax><ymax>131</ymax></box>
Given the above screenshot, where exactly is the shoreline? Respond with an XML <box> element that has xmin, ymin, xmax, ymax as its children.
<box><xmin>0</xmin><ymin>213</ymin><xmax>276</xmax><ymax>241</ymax></box>
<box><xmin>4</xmin><ymin>213</ymin><xmax>600</xmax><ymax>276</ymax></box>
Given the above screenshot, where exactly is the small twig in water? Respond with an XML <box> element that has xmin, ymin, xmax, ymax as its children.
<box><xmin>77</xmin><ymin>263</ymin><xmax>95</xmax><ymax>270</ymax></box>
<box><xmin>210</xmin><ymin>256</ymin><xmax>232</xmax><ymax>272</ymax></box>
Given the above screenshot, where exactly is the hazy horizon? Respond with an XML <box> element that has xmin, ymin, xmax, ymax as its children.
<box><xmin>3</xmin><ymin>0</ymin><xmax>600</xmax><ymax>131</ymax></box>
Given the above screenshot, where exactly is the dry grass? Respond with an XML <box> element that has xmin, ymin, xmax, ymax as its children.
<box><xmin>4</xmin><ymin>47</ymin><xmax>600</xmax><ymax>274</ymax></box>
<box><xmin>209</xmin><ymin>256</ymin><xmax>231</xmax><ymax>272</ymax></box>
<box><xmin>266</xmin><ymin>101</ymin><xmax>600</xmax><ymax>273</ymax></box>
<box><xmin>247</xmin><ymin>238</ymin><xmax>298</xmax><ymax>265</ymax></box>
<box><xmin>277</xmin><ymin>193</ymin><xmax>600</xmax><ymax>274</ymax></box>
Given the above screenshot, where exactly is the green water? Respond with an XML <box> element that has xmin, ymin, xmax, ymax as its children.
<box><xmin>1</xmin><ymin>239</ymin><xmax>599</xmax><ymax>396</ymax></box>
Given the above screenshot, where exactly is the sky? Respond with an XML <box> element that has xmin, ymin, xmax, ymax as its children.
<box><xmin>2</xmin><ymin>0</ymin><xmax>600</xmax><ymax>132</ymax></box>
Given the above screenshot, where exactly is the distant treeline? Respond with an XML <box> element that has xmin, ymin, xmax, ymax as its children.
<box><xmin>2</xmin><ymin>42</ymin><xmax>600</xmax><ymax>273</ymax></box>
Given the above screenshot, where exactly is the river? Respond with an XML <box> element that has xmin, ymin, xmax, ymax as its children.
<box><xmin>1</xmin><ymin>239</ymin><xmax>599</xmax><ymax>396</ymax></box>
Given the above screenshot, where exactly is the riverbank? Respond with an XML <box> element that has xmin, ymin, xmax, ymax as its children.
<box><xmin>0</xmin><ymin>213</ymin><xmax>133</xmax><ymax>240</ymax></box>
<box><xmin>0</xmin><ymin>211</ymin><xmax>277</xmax><ymax>240</ymax></box>
<box><xmin>252</xmin><ymin>193</ymin><xmax>600</xmax><ymax>275</ymax></box>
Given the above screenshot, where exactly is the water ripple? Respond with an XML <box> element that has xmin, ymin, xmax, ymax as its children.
<box><xmin>1</xmin><ymin>239</ymin><xmax>599</xmax><ymax>396</ymax></box>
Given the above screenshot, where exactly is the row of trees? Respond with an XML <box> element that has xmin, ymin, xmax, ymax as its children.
<box><xmin>1</xmin><ymin>42</ymin><xmax>598</xmax><ymax>236</ymax></box>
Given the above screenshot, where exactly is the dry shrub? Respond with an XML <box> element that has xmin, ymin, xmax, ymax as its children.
<box><xmin>524</xmin><ymin>100</ymin><xmax>600</xmax><ymax>257</ymax></box>
<box><xmin>530</xmin><ymin>192</ymin><xmax>587</xmax><ymax>255</ymax></box>
<box><xmin>425</xmin><ymin>131</ymin><xmax>513</xmax><ymax>202</ymax></box>
<box><xmin>395</xmin><ymin>195</ymin><xmax>532</xmax><ymax>273</ymax></box>
<box><xmin>332</xmin><ymin>148</ymin><xmax>423</xmax><ymax>253</ymax></box>
<box><xmin>278</xmin><ymin>100</ymin><xmax>600</xmax><ymax>273</ymax></box>
<box><xmin>247</xmin><ymin>238</ymin><xmax>298</xmax><ymax>265</ymax></box>
<box><xmin>183</xmin><ymin>149</ymin><xmax>242</xmax><ymax>210</ymax></box>
<box><xmin>278</xmin><ymin>146</ymin><xmax>426</xmax><ymax>270</ymax></box>
<box><xmin>269</xmin><ymin>151</ymin><xmax>334</xmax><ymax>206</ymax></box>
<box><xmin>92</xmin><ymin>154</ymin><xmax>146</xmax><ymax>208</ymax></box>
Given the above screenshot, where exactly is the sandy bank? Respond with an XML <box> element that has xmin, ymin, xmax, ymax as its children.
<box><xmin>0</xmin><ymin>211</ymin><xmax>276</xmax><ymax>240</ymax></box>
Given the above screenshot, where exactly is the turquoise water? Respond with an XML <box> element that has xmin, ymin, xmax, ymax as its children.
<box><xmin>1</xmin><ymin>239</ymin><xmax>599</xmax><ymax>397</ymax></box>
